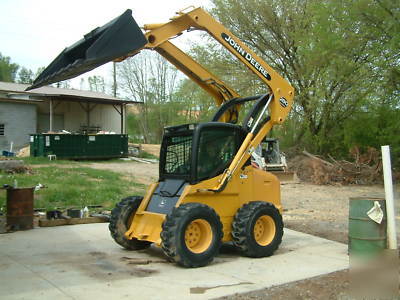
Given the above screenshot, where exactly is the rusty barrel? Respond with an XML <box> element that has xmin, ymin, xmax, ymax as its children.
<box><xmin>6</xmin><ymin>187</ymin><xmax>34</xmax><ymax>231</ymax></box>
<box><xmin>349</xmin><ymin>197</ymin><xmax>387</xmax><ymax>255</ymax></box>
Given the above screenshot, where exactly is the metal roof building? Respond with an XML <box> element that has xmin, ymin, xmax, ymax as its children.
<box><xmin>0</xmin><ymin>81</ymin><xmax>141</xmax><ymax>152</ymax></box>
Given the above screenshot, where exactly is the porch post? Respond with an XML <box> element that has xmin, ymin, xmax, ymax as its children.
<box><xmin>120</xmin><ymin>104</ymin><xmax>124</xmax><ymax>134</ymax></box>
<box><xmin>49</xmin><ymin>99</ymin><xmax>53</xmax><ymax>132</ymax></box>
<box><xmin>87</xmin><ymin>102</ymin><xmax>90</xmax><ymax>129</ymax></box>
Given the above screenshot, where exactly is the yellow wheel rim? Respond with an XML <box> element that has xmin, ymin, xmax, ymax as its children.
<box><xmin>184</xmin><ymin>219</ymin><xmax>212</xmax><ymax>253</ymax></box>
<box><xmin>253</xmin><ymin>215</ymin><xmax>276</xmax><ymax>246</ymax></box>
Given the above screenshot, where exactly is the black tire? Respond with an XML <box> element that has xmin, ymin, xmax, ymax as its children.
<box><xmin>161</xmin><ymin>203</ymin><xmax>223</xmax><ymax>268</ymax></box>
<box><xmin>232</xmin><ymin>201</ymin><xmax>283</xmax><ymax>257</ymax></box>
<box><xmin>109</xmin><ymin>196</ymin><xmax>152</xmax><ymax>250</ymax></box>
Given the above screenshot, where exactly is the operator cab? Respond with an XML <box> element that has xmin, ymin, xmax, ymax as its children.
<box><xmin>159</xmin><ymin>122</ymin><xmax>246</xmax><ymax>184</ymax></box>
<box><xmin>145</xmin><ymin>122</ymin><xmax>245</xmax><ymax>214</ymax></box>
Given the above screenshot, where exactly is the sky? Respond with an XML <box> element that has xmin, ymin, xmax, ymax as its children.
<box><xmin>0</xmin><ymin>0</ymin><xmax>211</xmax><ymax>89</ymax></box>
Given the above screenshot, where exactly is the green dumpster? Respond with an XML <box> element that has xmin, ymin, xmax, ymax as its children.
<box><xmin>30</xmin><ymin>134</ymin><xmax>128</xmax><ymax>159</ymax></box>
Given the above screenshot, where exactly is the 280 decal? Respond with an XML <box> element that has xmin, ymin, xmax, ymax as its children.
<box><xmin>279</xmin><ymin>97</ymin><xmax>288</xmax><ymax>108</ymax></box>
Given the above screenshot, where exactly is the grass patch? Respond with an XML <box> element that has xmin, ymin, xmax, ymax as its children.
<box><xmin>0</xmin><ymin>167</ymin><xmax>146</xmax><ymax>211</ymax></box>
<box><xmin>19</xmin><ymin>156</ymin><xmax>75</xmax><ymax>165</ymax></box>
<box><xmin>139</xmin><ymin>151</ymin><xmax>159</xmax><ymax>160</ymax></box>
<box><xmin>19</xmin><ymin>153</ymin><xmax>158</xmax><ymax>165</ymax></box>
<box><xmin>20</xmin><ymin>157</ymin><xmax>134</xmax><ymax>165</ymax></box>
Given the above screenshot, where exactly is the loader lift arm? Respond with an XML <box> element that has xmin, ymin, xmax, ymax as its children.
<box><xmin>139</xmin><ymin>7</ymin><xmax>294</xmax><ymax>125</ymax></box>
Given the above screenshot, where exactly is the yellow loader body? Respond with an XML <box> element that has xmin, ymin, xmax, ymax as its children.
<box><xmin>126</xmin><ymin>166</ymin><xmax>281</xmax><ymax>245</ymax></box>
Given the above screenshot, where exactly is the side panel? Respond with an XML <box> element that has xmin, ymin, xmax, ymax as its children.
<box><xmin>179</xmin><ymin>166</ymin><xmax>281</xmax><ymax>242</ymax></box>
<box><xmin>250</xmin><ymin>167</ymin><xmax>281</xmax><ymax>211</ymax></box>
<box><xmin>127</xmin><ymin>212</ymin><xmax>165</xmax><ymax>244</ymax></box>
<box><xmin>125</xmin><ymin>182</ymin><xmax>164</xmax><ymax>244</ymax></box>
<box><xmin>181</xmin><ymin>175</ymin><xmax>240</xmax><ymax>242</ymax></box>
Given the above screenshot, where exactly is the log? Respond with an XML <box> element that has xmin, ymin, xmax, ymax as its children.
<box><xmin>302</xmin><ymin>150</ymin><xmax>334</xmax><ymax>167</ymax></box>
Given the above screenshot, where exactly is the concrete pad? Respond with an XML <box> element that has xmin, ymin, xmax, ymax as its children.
<box><xmin>0</xmin><ymin>224</ymin><xmax>348</xmax><ymax>299</ymax></box>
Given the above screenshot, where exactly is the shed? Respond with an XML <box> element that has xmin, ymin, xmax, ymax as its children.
<box><xmin>0</xmin><ymin>81</ymin><xmax>140</xmax><ymax>152</ymax></box>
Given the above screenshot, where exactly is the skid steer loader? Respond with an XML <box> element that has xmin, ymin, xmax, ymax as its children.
<box><xmin>28</xmin><ymin>7</ymin><xmax>294</xmax><ymax>267</ymax></box>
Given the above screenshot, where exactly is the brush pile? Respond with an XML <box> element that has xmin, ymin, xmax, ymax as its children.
<box><xmin>288</xmin><ymin>147</ymin><xmax>384</xmax><ymax>185</ymax></box>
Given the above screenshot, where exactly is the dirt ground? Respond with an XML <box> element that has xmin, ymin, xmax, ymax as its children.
<box><xmin>82</xmin><ymin>162</ymin><xmax>159</xmax><ymax>185</ymax></box>
<box><xmin>20</xmin><ymin>161</ymin><xmax>400</xmax><ymax>298</ymax></box>
<box><xmin>281</xmin><ymin>182</ymin><xmax>394</xmax><ymax>244</ymax></box>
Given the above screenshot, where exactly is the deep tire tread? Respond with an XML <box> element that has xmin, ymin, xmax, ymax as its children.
<box><xmin>109</xmin><ymin>196</ymin><xmax>151</xmax><ymax>250</ymax></box>
<box><xmin>232</xmin><ymin>201</ymin><xmax>283</xmax><ymax>258</ymax></box>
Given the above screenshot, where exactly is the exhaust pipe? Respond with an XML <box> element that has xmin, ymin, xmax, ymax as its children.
<box><xmin>27</xmin><ymin>9</ymin><xmax>147</xmax><ymax>90</ymax></box>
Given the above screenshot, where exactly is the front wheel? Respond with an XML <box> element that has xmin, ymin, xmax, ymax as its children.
<box><xmin>232</xmin><ymin>201</ymin><xmax>283</xmax><ymax>257</ymax></box>
<box><xmin>161</xmin><ymin>203</ymin><xmax>223</xmax><ymax>268</ymax></box>
<box><xmin>109</xmin><ymin>196</ymin><xmax>152</xmax><ymax>250</ymax></box>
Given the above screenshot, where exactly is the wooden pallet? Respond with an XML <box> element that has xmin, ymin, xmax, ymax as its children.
<box><xmin>39</xmin><ymin>216</ymin><xmax>109</xmax><ymax>227</ymax></box>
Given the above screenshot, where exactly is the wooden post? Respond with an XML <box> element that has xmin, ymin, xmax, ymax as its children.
<box><xmin>87</xmin><ymin>102</ymin><xmax>90</xmax><ymax>130</ymax></box>
<box><xmin>49</xmin><ymin>99</ymin><xmax>53</xmax><ymax>132</ymax></box>
<box><xmin>120</xmin><ymin>104</ymin><xmax>124</xmax><ymax>134</ymax></box>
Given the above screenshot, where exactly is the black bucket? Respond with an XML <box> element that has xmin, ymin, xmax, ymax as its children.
<box><xmin>27</xmin><ymin>9</ymin><xmax>147</xmax><ymax>90</ymax></box>
<box><xmin>46</xmin><ymin>210</ymin><xmax>63</xmax><ymax>220</ymax></box>
<box><xmin>67</xmin><ymin>209</ymin><xmax>82</xmax><ymax>218</ymax></box>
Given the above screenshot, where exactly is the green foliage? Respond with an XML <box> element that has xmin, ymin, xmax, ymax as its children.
<box><xmin>208</xmin><ymin>0</ymin><xmax>399</xmax><ymax>164</ymax></box>
<box><xmin>19</xmin><ymin>157</ymin><xmax>75</xmax><ymax>165</ymax></box>
<box><xmin>173</xmin><ymin>78</ymin><xmax>216</xmax><ymax>123</ymax></box>
<box><xmin>0</xmin><ymin>52</ymin><xmax>19</xmax><ymax>82</ymax></box>
<box><xmin>343</xmin><ymin>106</ymin><xmax>400</xmax><ymax>166</ymax></box>
<box><xmin>17</xmin><ymin>67</ymin><xmax>34</xmax><ymax>84</ymax></box>
<box><xmin>138</xmin><ymin>151</ymin><xmax>158</xmax><ymax>160</ymax></box>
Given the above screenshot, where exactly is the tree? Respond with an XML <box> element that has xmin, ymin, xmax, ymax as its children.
<box><xmin>17</xmin><ymin>67</ymin><xmax>34</xmax><ymax>84</ymax></box>
<box><xmin>210</xmin><ymin>0</ymin><xmax>398</xmax><ymax>156</ymax></box>
<box><xmin>88</xmin><ymin>75</ymin><xmax>105</xmax><ymax>93</ymax></box>
<box><xmin>117</xmin><ymin>51</ymin><xmax>180</xmax><ymax>143</ymax></box>
<box><xmin>0</xmin><ymin>52</ymin><xmax>19</xmax><ymax>82</ymax></box>
<box><xmin>55</xmin><ymin>80</ymin><xmax>71</xmax><ymax>89</ymax></box>
<box><xmin>173</xmin><ymin>40</ymin><xmax>265</xmax><ymax>125</ymax></box>
<box><xmin>355</xmin><ymin>0</ymin><xmax>400</xmax><ymax>99</ymax></box>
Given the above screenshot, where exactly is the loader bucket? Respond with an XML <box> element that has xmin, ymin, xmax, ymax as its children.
<box><xmin>27</xmin><ymin>9</ymin><xmax>147</xmax><ymax>90</ymax></box>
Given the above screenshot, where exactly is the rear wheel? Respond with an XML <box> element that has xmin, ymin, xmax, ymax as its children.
<box><xmin>161</xmin><ymin>203</ymin><xmax>223</xmax><ymax>268</ymax></box>
<box><xmin>232</xmin><ymin>201</ymin><xmax>283</xmax><ymax>257</ymax></box>
<box><xmin>109</xmin><ymin>196</ymin><xmax>152</xmax><ymax>250</ymax></box>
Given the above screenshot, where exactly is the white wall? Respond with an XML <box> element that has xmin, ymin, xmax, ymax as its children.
<box><xmin>36</xmin><ymin>101</ymin><xmax>123</xmax><ymax>133</ymax></box>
